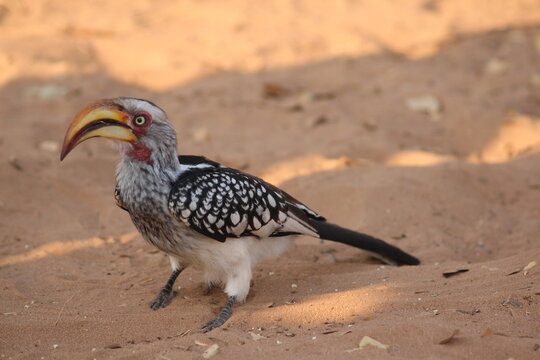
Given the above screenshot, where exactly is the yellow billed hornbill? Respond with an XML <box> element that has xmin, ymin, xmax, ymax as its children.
<box><xmin>61</xmin><ymin>97</ymin><xmax>420</xmax><ymax>332</ymax></box>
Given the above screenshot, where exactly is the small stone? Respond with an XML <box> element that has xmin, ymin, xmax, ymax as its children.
<box><xmin>39</xmin><ymin>140</ymin><xmax>60</xmax><ymax>153</ymax></box>
<box><xmin>192</xmin><ymin>128</ymin><xmax>211</xmax><ymax>142</ymax></box>
<box><xmin>406</xmin><ymin>95</ymin><xmax>442</xmax><ymax>121</ymax></box>
<box><xmin>485</xmin><ymin>58</ymin><xmax>508</xmax><ymax>75</ymax></box>
<box><xmin>202</xmin><ymin>344</ymin><xmax>219</xmax><ymax>359</ymax></box>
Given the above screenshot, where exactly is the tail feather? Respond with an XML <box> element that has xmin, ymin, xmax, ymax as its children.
<box><xmin>310</xmin><ymin>221</ymin><xmax>420</xmax><ymax>266</ymax></box>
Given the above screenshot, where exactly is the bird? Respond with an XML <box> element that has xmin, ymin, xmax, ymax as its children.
<box><xmin>60</xmin><ymin>97</ymin><xmax>420</xmax><ymax>332</ymax></box>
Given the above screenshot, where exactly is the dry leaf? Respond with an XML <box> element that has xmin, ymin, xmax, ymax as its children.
<box><xmin>262</xmin><ymin>83</ymin><xmax>289</xmax><ymax>99</ymax></box>
<box><xmin>437</xmin><ymin>329</ymin><xmax>459</xmax><ymax>344</ymax></box>
<box><xmin>523</xmin><ymin>261</ymin><xmax>536</xmax><ymax>275</ymax></box>
<box><xmin>359</xmin><ymin>335</ymin><xmax>389</xmax><ymax>350</ymax></box>
<box><xmin>249</xmin><ymin>332</ymin><xmax>265</xmax><ymax>341</ymax></box>
<box><xmin>322</xmin><ymin>330</ymin><xmax>338</xmax><ymax>335</ymax></box>
<box><xmin>176</xmin><ymin>329</ymin><xmax>191</xmax><ymax>337</ymax></box>
<box><xmin>442</xmin><ymin>269</ymin><xmax>469</xmax><ymax>278</ymax></box>
<box><xmin>505</xmin><ymin>269</ymin><xmax>521</xmax><ymax>276</ymax></box>
<box><xmin>202</xmin><ymin>344</ymin><xmax>219</xmax><ymax>359</ymax></box>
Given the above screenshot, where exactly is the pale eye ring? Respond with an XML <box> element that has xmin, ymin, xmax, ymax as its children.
<box><xmin>134</xmin><ymin>115</ymin><xmax>146</xmax><ymax>126</ymax></box>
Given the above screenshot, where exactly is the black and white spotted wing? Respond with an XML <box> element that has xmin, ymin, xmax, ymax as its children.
<box><xmin>168</xmin><ymin>167</ymin><xmax>324</xmax><ymax>242</ymax></box>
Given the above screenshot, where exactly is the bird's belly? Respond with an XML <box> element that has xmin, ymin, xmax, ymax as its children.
<box><xmin>129</xmin><ymin>209</ymin><xmax>198</xmax><ymax>255</ymax></box>
<box><xmin>129</xmin><ymin>206</ymin><xmax>294</xmax><ymax>279</ymax></box>
<box><xmin>188</xmin><ymin>236</ymin><xmax>294</xmax><ymax>275</ymax></box>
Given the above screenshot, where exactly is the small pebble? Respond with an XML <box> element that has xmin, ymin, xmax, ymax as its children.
<box><xmin>39</xmin><ymin>140</ymin><xmax>60</xmax><ymax>153</ymax></box>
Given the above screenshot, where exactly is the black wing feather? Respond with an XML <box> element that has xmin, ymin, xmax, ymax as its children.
<box><xmin>168</xmin><ymin>165</ymin><xmax>321</xmax><ymax>242</ymax></box>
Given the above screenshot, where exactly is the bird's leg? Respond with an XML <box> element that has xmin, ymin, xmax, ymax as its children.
<box><xmin>201</xmin><ymin>296</ymin><xmax>236</xmax><ymax>332</ymax></box>
<box><xmin>150</xmin><ymin>267</ymin><xmax>183</xmax><ymax>310</ymax></box>
<box><xmin>150</xmin><ymin>260</ymin><xmax>184</xmax><ymax>310</ymax></box>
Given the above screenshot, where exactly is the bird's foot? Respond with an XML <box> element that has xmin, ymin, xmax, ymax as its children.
<box><xmin>150</xmin><ymin>288</ymin><xmax>175</xmax><ymax>310</ymax></box>
<box><xmin>201</xmin><ymin>296</ymin><xmax>236</xmax><ymax>333</ymax></box>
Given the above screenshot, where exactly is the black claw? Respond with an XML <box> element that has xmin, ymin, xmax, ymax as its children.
<box><xmin>201</xmin><ymin>296</ymin><xmax>236</xmax><ymax>332</ymax></box>
<box><xmin>150</xmin><ymin>289</ymin><xmax>174</xmax><ymax>310</ymax></box>
<box><xmin>150</xmin><ymin>267</ymin><xmax>183</xmax><ymax>311</ymax></box>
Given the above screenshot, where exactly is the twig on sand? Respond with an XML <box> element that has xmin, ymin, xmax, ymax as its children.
<box><xmin>54</xmin><ymin>293</ymin><xmax>76</xmax><ymax>326</ymax></box>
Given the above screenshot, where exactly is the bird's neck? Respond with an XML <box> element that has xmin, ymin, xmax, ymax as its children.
<box><xmin>116</xmin><ymin>141</ymin><xmax>181</xmax><ymax>190</ymax></box>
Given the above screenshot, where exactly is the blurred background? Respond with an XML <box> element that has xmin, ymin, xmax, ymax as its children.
<box><xmin>1</xmin><ymin>1</ymin><xmax>540</xmax><ymax>359</ymax></box>
<box><xmin>2</xmin><ymin>0</ymin><xmax>540</xmax><ymax>170</ymax></box>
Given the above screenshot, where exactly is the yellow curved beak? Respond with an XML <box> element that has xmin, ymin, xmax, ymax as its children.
<box><xmin>60</xmin><ymin>100</ymin><xmax>137</xmax><ymax>160</ymax></box>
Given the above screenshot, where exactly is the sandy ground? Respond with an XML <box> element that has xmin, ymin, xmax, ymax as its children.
<box><xmin>1</xmin><ymin>1</ymin><xmax>540</xmax><ymax>359</ymax></box>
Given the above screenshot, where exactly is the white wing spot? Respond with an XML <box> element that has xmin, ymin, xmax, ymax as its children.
<box><xmin>230</xmin><ymin>211</ymin><xmax>240</xmax><ymax>225</ymax></box>
<box><xmin>189</xmin><ymin>201</ymin><xmax>197</xmax><ymax>211</ymax></box>
<box><xmin>232</xmin><ymin>215</ymin><xmax>248</xmax><ymax>236</ymax></box>
<box><xmin>252</xmin><ymin>217</ymin><xmax>261</xmax><ymax>229</ymax></box>
<box><xmin>262</xmin><ymin>208</ymin><xmax>270</xmax><ymax>223</ymax></box>
<box><xmin>181</xmin><ymin>209</ymin><xmax>191</xmax><ymax>218</ymax></box>
<box><xmin>267</xmin><ymin>194</ymin><xmax>276</xmax><ymax>207</ymax></box>
<box><xmin>208</xmin><ymin>214</ymin><xmax>217</xmax><ymax>224</ymax></box>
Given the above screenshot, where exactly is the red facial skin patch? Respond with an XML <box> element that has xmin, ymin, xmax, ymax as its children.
<box><xmin>129</xmin><ymin>142</ymin><xmax>152</xmax><ymax>163</ymax></box>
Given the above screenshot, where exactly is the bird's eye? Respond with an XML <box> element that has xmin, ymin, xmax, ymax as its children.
<box><xmin>134</xmin><ymin>115</ymin><xmax>146</xmax><ymax>126</ymax></box>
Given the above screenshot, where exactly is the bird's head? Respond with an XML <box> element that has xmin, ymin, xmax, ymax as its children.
<box><xmin>60</xmin><ymin>97</ymin><xmax>178</xmax><ymax>164</ymax></box>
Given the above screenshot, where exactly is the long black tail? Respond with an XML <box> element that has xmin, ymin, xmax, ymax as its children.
<box><xmin>310</xmin><ymin>221</ymin><xmax>420</xmax><ymax>266</ymax></box>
